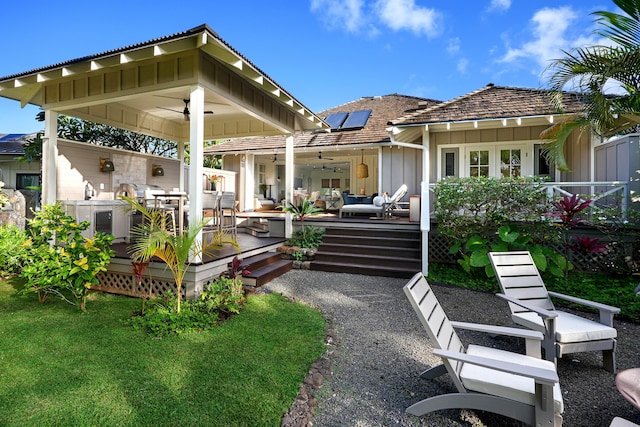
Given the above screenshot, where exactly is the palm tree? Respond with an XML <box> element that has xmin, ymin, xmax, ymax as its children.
<box><xmin>543</xmin><ymin>0</ymin><xmax>640</xmax><ymax>170</ymax></box>
<box><xmin>121</xmin><ymin>196</ymin><xmax>238</xmax><ymax>313</ymax></box>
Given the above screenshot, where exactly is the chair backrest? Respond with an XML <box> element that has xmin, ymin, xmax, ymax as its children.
<box><xmin>404</xmin><ymin>272</ymin><xmax>466</xmax><ymax>391</ymax></box>
<box><xmin>383</xmin><ymin>184</ymin><xmax>408</xmax><ymax>212</ymax></box>
<box><xmin>220</xmin><ymin>191</ymin><xmax>236</xmax><ymax>209</ymax></box>
<box><xmin>489</xmin><ymin>251</ymin><xmax>555</xmax><ymax>314</ymax></box>
<box><xmin>202</xmin><ymin>192</ymin><xmax>220</xmax><ymax>209</ymax></box>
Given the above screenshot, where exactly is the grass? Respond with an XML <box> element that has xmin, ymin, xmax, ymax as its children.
<box><xmin>427</xmin><ymin>262</ymin><xmax>640</xmax><ymax>323</ymax></box>
<box><xmin>0</xmin><ymin>279</ymin><xmax>326</xmax><ymax>427</ymax></box>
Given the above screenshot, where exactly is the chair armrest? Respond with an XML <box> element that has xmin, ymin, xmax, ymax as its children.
<box><xmin>547</xmin><ymin>291</ymin><xmax>620</xmax><ymax>313</ymax></box>
<box><xmin>451</xmin><ymin>321</ymin><xmax>544</xmax><ymax>358</ymax></box>
<box><xmin>450</xmin><ymin>321</ymin><xmax>543</xmax><ymax>340</ymax></box>
<box><xmin>433</xmin><ymin>349</ymin><xmax>558</xmax><ymax>386</ymax></box>
<box><xmin>497</xmin><ymin>294</ymin><xmax>558</xmax><ymax>319</ymax></box>
<box><xmin>547</xmin><ymin>291</ymin><xmax>620</xmax><ymax>326</ymax></box>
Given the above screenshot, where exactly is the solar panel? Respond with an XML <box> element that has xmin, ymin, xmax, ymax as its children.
<box><xmin>340</xmin><ymin>109</ymin><xmax>372</xmax><ymax>130</ymax></box>
<box><xmin>324</xmin><ymin>112</ymin><xmax>348</xmax><ymax>130</ymax></box>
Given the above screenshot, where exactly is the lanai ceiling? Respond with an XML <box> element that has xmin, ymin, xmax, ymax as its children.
<box><xmin>0</xmin><ymin>24</ymin><xmax>329</xmax><ymax>142</ymax></box>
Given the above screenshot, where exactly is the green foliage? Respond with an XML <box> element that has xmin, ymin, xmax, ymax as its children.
<box><xmin>286</xmin><ymin>225</ymin><xmax>325</xmax><ymax>249</ymax></box>
<box><xmin>129</xmin><ymin>273</ymin><xmax>245</xmax><ymax>337</ymax></box>
<box><xmin>435</xmin><ymin>177</ymin><xmax>568</xmax><ymax>278</ymax></box>
<box><xmin>20</xmin><ymin>203</ymin><xmax>114</xmax><ymax>311</ymax></box>
<box><xmin>279</xmin><ymin>197</ymin><xmax>324</xmax><ymax>223</ymax></box>
<box><xmin>15</xmin><ymin>132</ymin><xmax>43</xmax><ymax>163</ymax></box>
<box><xmin>434</xmin><ymin>176</ymin><xmax>551</xmax><ymax>243</ymax></box>
<box><xmin>452</xmin><ymin>224</ymin><xmax>570</xmax><ymax>278</ymax></box>
<box><xmin>0</xmin><ymin>225</ymin><xmax>28</xmax><ymax>276</ymax></box>
<box><xmin>122</xmin><ymin>196</ymin><xmax>238</xmax><ymax>313</ymax></box>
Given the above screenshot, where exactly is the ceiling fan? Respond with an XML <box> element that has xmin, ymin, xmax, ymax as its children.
<box><xmin>318</xmin><ymin>151</ymin><xmax>334</xmax><ymax>160</ymax></box>
<box><xmin>158</xmin><ymin>99</ymin><xmax>214</xmax><ymax>121</ymax></box>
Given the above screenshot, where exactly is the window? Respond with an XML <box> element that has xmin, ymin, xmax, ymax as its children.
<box><xmin>16</xmin><ymin>173</ymin><xmax>41</xmax><ymax>189</ymax></box>
<box><xmin>469</xmin><ymin>150</ymin><xmax>489</xmax><ymax>177</ymax></box>
<box><xmin>441</xmin><ymin>148</ymin><xmax>458</xmax><ymax>178</ymax></box>
<box><xmin>500</xmin><ymin>148</ymin><xmax>521</xmax><ymax>178</ymax></box>
<box><xmin>256</xmin><ymin>164</ymin><xmax>265</xmax><ymax>185</ymax></box>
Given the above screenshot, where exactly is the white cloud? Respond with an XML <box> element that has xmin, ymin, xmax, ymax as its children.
<box><xmin>499</xmin><ymin>6</ymin><xmax>598</xmax><ymax>71</ymax></box>
<box><xmin>457</xmin><ymin>58</ymin><xmax>469</xmax><ymax>74</ymax></box>
<box><xmin>374</xmin><ymin>0</ymin><xmax>442</xmax><ymax>38</ymax></box>
<box><xmin>447</xmin><ymin>37</ymin><xmax>460</xmax><ymax>54</ymax></box>
<box><xmin>310</xmin><ymin>0</ymin><xmax>366</xmax><ymax>33</ymax></box>
<box><xmin>488</xmin><ymin>0</ymin><xmax>511</xmax><ymax>12</ymax></box>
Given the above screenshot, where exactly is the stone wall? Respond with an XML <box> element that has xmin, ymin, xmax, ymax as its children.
<box><xmin>0</xmin><ymin>190</ymin><xmax>37</xmax><ymax>229</ymax></box>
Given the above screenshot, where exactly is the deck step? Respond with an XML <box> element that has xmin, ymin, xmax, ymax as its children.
<box><xmin>240</xmin><ymin>252</ymin><xmax>292</xmax><ymax>287</ymax></box>
<box><xmin>313</xmin><ymin>251</ymin><xmax>420</xmax><ymax>270</ymax></box>
<box><xmin>310</xmin><ymin>260</ymin><xmax>416</xmax><ymax>279</ymax></box>
<box><xmin>311</xmin><ymin>226</ymin><xmax>421</xmax><ymax>278</ymax></box>
<box><xmin>244</xmin><ymin>226</ymin><xmax>270</xmax><ymax>238</ymax></box>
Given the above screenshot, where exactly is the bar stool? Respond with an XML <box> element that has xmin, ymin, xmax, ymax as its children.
<box><xmin>219</xmin><ymin>191</ymin><xmax>237</xmax><ymax>237</ymax></box>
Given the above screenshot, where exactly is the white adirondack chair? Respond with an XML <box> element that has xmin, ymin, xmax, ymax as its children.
<box><xmin>489</xmin><ymin>251</ymin><xmax>620</xmax><ymax>372</ymax></box>
<box><xmin>403</xmin><ymin>272</ymin><xmax>563</xmax><ymax>426</ymax></box>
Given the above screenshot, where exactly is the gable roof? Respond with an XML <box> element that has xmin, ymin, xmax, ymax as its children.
<box><xmin>204</xmin><ymin>94</ymin><xmax>441</xmax><ymax>155</ymax></box>
<box><xmin>0</xmin><ymin>24</ymin><xmax>329</xmax><ymax>142</ymax></box>
<box><xmin>389</xmin><ymin>83</ymin><xmax>585</xmax><ymax>127</ymax></box>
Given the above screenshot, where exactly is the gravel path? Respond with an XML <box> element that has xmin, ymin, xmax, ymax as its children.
<box><xmin>262</xmin><ymin>269</ymin><xmax>640</xmax><ymax>427</ymax></box>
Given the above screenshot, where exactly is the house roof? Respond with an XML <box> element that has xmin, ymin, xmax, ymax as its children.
<box><xmin>0</xmin><ymin>133</ymin><xmax>32</xmax><ymax>155</ymax></box>
<box><xmin>389</xmin><ymin>83</ymin><xmax>585</xmax><ymax>127</ymax></box>
<box><xmin>204</xmin><ymin>94</ymin><xmax>441</xmax><ymax>156</ymax></box>
<box><xmin>0</xmin><ymin>24</ymin><xmax>329</xmax><ymax>142</ymax></box>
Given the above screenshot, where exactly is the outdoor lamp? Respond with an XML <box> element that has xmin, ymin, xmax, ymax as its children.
<box><xmin>100</xmin><ymin>158</ymin><xmax>115</xmax><ymax>172</ymax></box>
<box><xmin>152</xmin><ymin>164</ymin><xmax>165</xmax><ymax>177</ymax></box>
<box><xmin>356</xmin><ymin>149</ymin><xmax>369</xmax><ymax>179</ymax></box>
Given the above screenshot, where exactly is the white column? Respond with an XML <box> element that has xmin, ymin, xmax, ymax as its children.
<box><xmin>178</xmin><ymin>141</ymin><xmax>185</xmax><ymax>191</ymax></box>
<box><xmin>41</xmin><ymin>110</ymin><xmax>58</xmax><ymax>205</ymax></box>
<box><xmin>285</xmin><ymin>134</ymin><xmax>294</xmax><ymax>238</ymax></box>
<box><xmin>241</xmin><ymin>153</ymin><xmax>255</xmax><ymax>212</ymax></box>
<box><xmin>421</xmin><ymin>129</ymin><xmax>430</xmax><ymax>276</ymax></box>
<box><xmin>188</xmin><ymin>86</ymin><xmax>205</xmax><ymax>263</ymax></box>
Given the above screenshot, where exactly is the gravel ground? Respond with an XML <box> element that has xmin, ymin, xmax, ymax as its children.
<box><xmin>262</xmin><ymin>269</ymin><xmax>640</xmax><ymax>427</ymax></box>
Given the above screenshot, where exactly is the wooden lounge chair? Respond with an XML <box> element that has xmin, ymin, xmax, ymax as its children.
<box><xmin>403</xmin><ymin>272</ymin><xmax>563</xmax><ymax>426</ymax></box>
<box><xmin>489</xmin><ymin>251</ymin><xmax>620</xmax><ymax>372</ymax></box>
<box><xmin>339</xmin><ymin>184</ymin><xmax>407</xmax><ymax>218</ymax></box>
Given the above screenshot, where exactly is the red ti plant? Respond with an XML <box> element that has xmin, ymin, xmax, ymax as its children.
<box><xmin>223</xmin><ymin>256</ymin><xmax>250</xmax><ymax>279</ymax></box>
<box><xmin>132</xmin><ymin>261</ymin><xmax>150</xmax><ymax>313</ymax></box>
<box><xmin>568</xmin><ymin>234</ymin><xmax>609</xmax><ymax>254</ymax></box>
<box><xmin>548</xmin><ymin>194</ymin><xmax>592</xmax><ymax>227</ymax></box>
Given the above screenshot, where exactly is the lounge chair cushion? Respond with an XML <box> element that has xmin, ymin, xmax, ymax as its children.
<box><xmin>513</xmin><ymin>311</ymin><xmax>617</xmax><ymax>343</ymax></box>
<box><xmin>462</xmin><ymin>344</ymin><xmax>564</xmax><ymax>414</ymax></box>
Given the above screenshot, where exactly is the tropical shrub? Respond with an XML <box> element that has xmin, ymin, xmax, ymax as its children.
<box><xmin>453</xmin><ymin>224</ymin><xmax>569</xmax><ymax>278</ymax></box>
<box><xmin>435</xmin><ymin>176</ymin><xmax>551</xmax><ymax>243</ymax></box>
<box><xmin>286</xmin><ymin>225</ymin><xmax>325</xmax><ymax>249</ymax></box>
<box><xmin>0</xmin><ymin>225</ymin><xmax>29</xmax><ymax>277</ymax></box>
<box><xmin>129</xmin><ymin>274</ymin><xmax>246</xmax><ymax>337</ymax></box>
<box><xmin>20</xmin><ymin>203</ymin><xmax>114</xmax><ymax>311</ymax></box>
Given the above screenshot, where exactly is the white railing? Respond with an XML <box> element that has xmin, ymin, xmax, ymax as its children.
<box><xmin>421</xmin><ymin>180</ymin><xmax>630</xmax><ymax>225</ymax></box>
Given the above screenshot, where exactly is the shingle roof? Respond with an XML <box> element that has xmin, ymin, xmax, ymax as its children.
<box><xmin>204</xmin><ymin>94</ymin><xmax>441</xmax><ymax>154</ymax></box>
<box><xmin>389</xmin><ymin>83</ymin><xmax>585</xmax><ymax>126</ymax></box>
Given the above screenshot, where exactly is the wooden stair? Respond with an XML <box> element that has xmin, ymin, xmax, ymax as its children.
<box><xmin>240</xmin><ymin>251</ymin><xmax>292</xmax><ymax>287</ymax></box>
<box><xmin>243</xmin><ymin>218</ymin><xmax>270</xmax><ymax>238</ymax></box>
<box><xmin>310</xmin><ymin>227</ymin><xmax>421</xmax><ymax>278</ymax></box>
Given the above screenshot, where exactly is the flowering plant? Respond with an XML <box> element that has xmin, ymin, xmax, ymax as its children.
<box><xmin>209</xmin><ymin>175</ymin><xmax>222</xmax><ymax>183</ymax></box>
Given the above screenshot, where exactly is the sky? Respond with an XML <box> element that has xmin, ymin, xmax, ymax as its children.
<box><xmin>0</xmin><ymin>0</ymin><xmax>617</xmax><ymax>133</ymax></box>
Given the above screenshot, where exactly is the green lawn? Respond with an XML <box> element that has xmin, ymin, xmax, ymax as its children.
<box><xmin>0</xmin><ymin>279</ymin><xmax>326</xmax><ymax>427</ymax></box>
